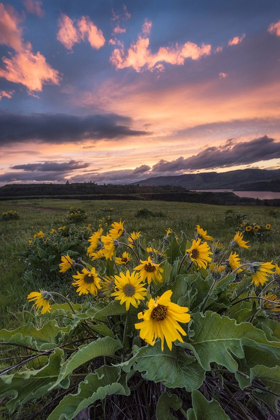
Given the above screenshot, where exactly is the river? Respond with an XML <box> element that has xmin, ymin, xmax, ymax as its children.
<box><xmin>192</xmin><ymin>190</ymin><xmax>280</xmax><ymax>200</ymax></box>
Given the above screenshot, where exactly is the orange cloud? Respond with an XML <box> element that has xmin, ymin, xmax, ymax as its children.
<box><xmin>0</xmin><ymin>3</ymin><xmax>60</xmax><ymax>93</ymax></box>
<box><xmin>0</xmin><ymin>90</ymin><xmax>14</xmax><ymax>100</ymax></box>
<box><xmin>23</xmin><ymin>0</ymin><xmax>44</xmax><ymax>17</ymax></box>
<box><xmin>113</xmin><ymin>24</ymin><xmax>126</xmax><ymax>34</ymax></box>
<box><xmin>123</xmin><ymin>4</ymin><xmax>131</xmax><ymax>20</ymax></box>
<box><xmin>142</xmin><ymin>19</ymin><xmax>152</xmax><ymax>35</ymax></box>
<box><xmin>219</xmin><ymin>72</ymin><xmax>227</xmax><ymax>79</ymax></box>
<box><xmin>57</xmin><ymin>14</ymin><xmax>80</xmax><ymax>50</ymax></box>
<box><xmin>0</xmin><ymin>3</ymin><xmax>23</xmax><ymax>51</ymax></box>
<box><xmin>78</xmin><ymin>16</ymin><xmax>105</xmax><ymax>49</ymax></box>
<box><xmin>268</xmin><ymin>20</ymin><xmax>280</xmax><ymax>37</ymax></box>
<box><xmin>57</xmin><ymin>14</ymin><xmax>105</xmax><ymax>50</ymax></box>
<box><xmin>0</xmin><ymin>47</ymin><xmax>60</xmax><ymax>93</ymax></box>
<box><xmin>110</xmin><ymin>20</ymin><xmax>211</xmax><ymax>72</ymax></box>
<box><xmin>215</xmin><ymin>46</ymin><xmax>223</xmax><ymax>53</ymax></box>
<box><xmin>228</xmin><ymin>34</ymin><xmax>245</xmax><ymax>46</ymax></box>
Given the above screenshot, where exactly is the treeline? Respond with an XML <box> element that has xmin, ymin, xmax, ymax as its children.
<box><xmin>0</xmin><ymin>183</ymin><xmax>280</xmax><ymax>206</ymax></box>
<box><xmin>0</xmin><ymin>182</ymin><xmax>186</xmax><ymax>197</ymax></box>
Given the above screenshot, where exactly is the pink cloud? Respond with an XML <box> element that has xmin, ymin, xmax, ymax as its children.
<box><xmin>110</xmin><ymin>20</ymin><xmax>211</xmax><ymax>72</ymax></box>
<box><xmin>0</xmin><ymin>3</ymin><xmax>23</xmax><ymax>51</ymax></box>
<box><xmin>113</xmin><ymin>24</ymin><xmax>126</xmax><ymax>34</ymax></box>
<box><xmin>219</xmin><ymin>72</ymin><xmax>227</xmax><ymax>79</ymax></box>
<box><xmin>228</xmin><ymin>34</ymin><xmax>245</xmax><ymax>46</ymax></box>
<box><xmin>0</xmin><ymin>47</ymin><xmax>60</xmax><ymax>93</ymax></box>
<box><xmin>78</xmin><ymin>16</ymin><xmax>105</xmax><ymax>49</ymax></box>
<box><xmin>215</xmin><ymin>46</ymin><xmax>223</xmax><ymax>53</ymax></box>
<box><xmin>142</xmin><ymin>19</ymin><xmax>152</xmax><ymax>36</ymax></box>
<box><xmin>268</xmin><ymin>20</ymin><xmax>280</xmax><ymax>37</ymax></box>
<box><xmin>23</xmin><ymin>0</ymin><xmax>44</xmax><ymax>17</ymax></box>
<box><xmin>123</xmin><ymin>4</ymin><xmax>131</xmax><ymax>20</ymax></box>
<box><xmin>0</xmin><ymin>89</ymin><xmax>14</xmax><ymax>100</ymax></box>
<box><xmin>0</xmin><ymin>3</ymin><xmax>60</xmax><ymax>94</ymax></box>
<box><xmin>57</xmin><ymin>14</ymin><xmax>105</xmax><ymax>50</ymax></box>
<box><xmin>57</xmin><ymin>14</ymin><xmax>80</xmax><ymax>50</ymax></box>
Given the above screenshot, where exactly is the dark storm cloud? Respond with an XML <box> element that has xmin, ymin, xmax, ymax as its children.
<box><xmin>11</xmin><ymin>160</ymin><xmax>89</xmax><ymax>172</ymax></box>
<box><xmin>0</xmin><ymin>171</ymin><xmax>66</xmax><ymax>182</ymax></box>
<box><xmin>0</xmin><ymin>112</ymin><xmax>150</xmax><ymax>146</ymax></box>
<box><xmin>132</xmin><ymin>164</ymin><xmax>151</xmax><ymax>174</ymax></box>
<box><xmin>152</xmin><ymin>135</ymin><xmax>280</xmax><ymax>172</ymax></box>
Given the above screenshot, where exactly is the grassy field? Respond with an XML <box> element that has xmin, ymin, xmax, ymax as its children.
<box><xmin>0</xmin><ymin>198</ymin><xmax>279</xmax><ymax>330</ymax></box>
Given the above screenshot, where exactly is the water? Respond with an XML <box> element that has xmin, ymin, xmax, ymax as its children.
<box><xmin>192</xmin><ymin>190</ymin><xmax>280</xmax><ymax>200</ymax></box>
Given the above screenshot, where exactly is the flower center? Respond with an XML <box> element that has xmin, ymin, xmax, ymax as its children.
<box><xmin>84</xmin><ymin>274</ymin><xmax>94</xmax><ymax>284</ymax></box>
<box><xmin>151</xmin><ymin>304</ymin><xmax>168</xmax><ymax>321</ymax></box>
<box><xmin>123</xmin><ymin>283</ymin><xmax>135</xmax><ymax>297</ymax></box>
<box><xmin>191</xmin><ymin>248</ymin><xmax>199</xmax><ymax>259</ymax></box>
<box><xmin>121</xmin><ymin>257</ymin><xmax>128</xmax><ymax>263</ymax></box>
<box><xmin>144</xmin><ymin>263</ymin><xmax>156</xmax><ymax>272</ymax></box>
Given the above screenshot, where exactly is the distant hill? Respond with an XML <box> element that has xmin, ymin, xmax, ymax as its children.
<box><xmin>135</xmin><ymin>169</ymin><xmax>280</xmax><ymax>191</ymax></box>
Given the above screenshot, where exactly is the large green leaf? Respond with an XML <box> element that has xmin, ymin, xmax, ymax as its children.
<box><xmin>0</xmin><ymin>320</ymin><xmax>70</xmax><ymax>350</ymax></box>
<box><xmin>93</xmin><ymin>300</ymin><xmax>126</xmax><ymax>319</ymax></box>
<box><xmin>186</xmin><ymin>312</ymin><xmax>280</xmax><ymax>372</ymax></box>
<box><xmin>156</xmin><ymin>392</ymin><xmax>182</xmax><ymax>420</ymax></box>
<box><xmin>122</xmin><ymin>342</ymin><xmax>205</xmax><ymax>391</ymax></box>
<box><xmin>47</xmin><ymin>366</ymin><xmax>129</xmax><ymax>420</ymax></box>
<box><xmin>0</xmin><ymin>348</ymin><xmax>67</xmax><ymax>413</ymax></box>
<box><xmin>187</xmin><ymin>390</ymin><xmax>229</xmax><ymax>420</ymax></box>
<box><xmin>250</xmin><ymin>365</ymin><xmax>280</xmax><ymax>413</ymax></box>
<box><xmin>49</xmin><ymin>336</ymin><xmax>122</xmax><ymax>390</ymax></box>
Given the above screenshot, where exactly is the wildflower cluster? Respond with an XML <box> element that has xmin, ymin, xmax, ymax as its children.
<box><xmin>239</xmin><ymin>219</ymin><xmax>272</xmax><ymax>241</ymax></box>
<box><xmin>66</xmin><ymin>207</ymin><xmax>88</xmax><ymax>223</ymax></box>
<box><xmin>19</xmin><ymin>225</ymin><xmax>91</xmax><ymax>284</ymax></box>
<box><xmin>27</xmin><ymin>220</ymin><xmax>280</xmax><ymax>351</ymax></box>
<box><xmin>2</xmin><ymin>217</ymin><xmax>280</xmax><ymax>420</ymax></box>
<box><xmin>1</xmin><ymin>210</ymin><xmax>19</xmax><ymax>221</ymax></box>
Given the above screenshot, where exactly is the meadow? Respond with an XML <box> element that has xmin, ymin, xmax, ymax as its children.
<box><xmin>0</xmin><ymin>198</ymin><xmax>278</xmax><ymax>330</ymax></box>
<box><xmin>0</xmin><ymin>199</ymin><xmax>280</xmax><ymax>420</ymax></box>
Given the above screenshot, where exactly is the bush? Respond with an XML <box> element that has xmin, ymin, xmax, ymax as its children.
<box><xmin>135</xmin><ymin>207</ymin><xmax>165</xmax><ymax>218</ymax></box>
<box><xmin>66</xmin><ymin>207</ymin><xmax>88</xmax><ymax>223</ymax></box>
<box><xmin>1</xmin><ymin>210</ymin><xmax>19</xmax><ymax>221</ymax></box>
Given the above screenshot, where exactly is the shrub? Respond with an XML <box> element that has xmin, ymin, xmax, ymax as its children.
<box><xmin>1</xmin><ymin>210</ymin><xmax>19</xmax><ymax>221</ymax></box>
<box><xmin>66</xmin><ymin>207</ymin><xmax>88</xmax><ymax>223</ymax></box>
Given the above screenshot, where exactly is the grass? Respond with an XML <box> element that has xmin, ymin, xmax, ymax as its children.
<box><xmin>0</xmin><ymin>198</ymin><xmax>279</xmax><ymax>329</ymax></box>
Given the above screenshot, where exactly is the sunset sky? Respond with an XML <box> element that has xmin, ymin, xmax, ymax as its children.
<box><xmin>1</xmin><ymin>0</ymin><xmax>280</xmax><ymax>184</ymax></box>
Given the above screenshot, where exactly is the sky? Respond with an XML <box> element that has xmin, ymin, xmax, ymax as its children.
<box><xmin>0</xmin><ymin>0</ymin><xmax>280</xmax><ymax>185</ymax></box>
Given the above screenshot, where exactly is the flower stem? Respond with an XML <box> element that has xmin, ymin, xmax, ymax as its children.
<box><xmin>200</xmin><ymin>279</ymin><xmax>217</xmax><ymax>312</ymax></box>
<box><xmin>119</xmin><ymin>242</ymin><xmax>140</xmax><ymax>262</ymax></box>
<box><xmin>178</xmin><ymin>253</ymin><xmax>189</xmax><ymax>274</ymax></box>
<box><xmin>122</xmin><ymin>309</ymin><xmax>130</xmax><ymax>360</ymax></box>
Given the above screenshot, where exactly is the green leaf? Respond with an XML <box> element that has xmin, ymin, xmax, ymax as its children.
<box><xmin>0</xmin><ymin>348</ymin><xmax>66</xmax><ymax>413</ymax></box>
<box><xmin>214</xmin><ymin>273</ymin><xmax>236</xmax><ymax>294</ymax></box>
<box><xmin>161</xmin><ymin>261</ymin><xmax>173</xmax><ymax>284</ymax></box>
<box><xmin>49</xmin><ymin>337</ymin><xmax>122</xmax><ymax>390</ymax></box>
<box><xmin>0</xmin><ymin>320</ymin><xmax>70</xmax><ymax>350</ymax></box>
<box><xmin>250</xmin><ymin>365</ymin><xmax>280</xmax><ymax>413</ymax></box>
<box><xmin>171</xmin><ymin>274</ymin><xmax>199</xmax><ymax>305</ymax></box>
<box><xmin>47</xmin><ymin>366</ymin><xmax>129</xmax><ymax>420</ymax></box>
<box><xmin>186</xmin><ymin>312</ymin><xmax>280</xmax><ymax>372</ymax></box>
<box><xmin>187</xmin><ymin>390</ymin><xmax>229</xmax><ymax>420</ymax></box>
<box><xmin>122</xmin><ymin>342</ymin><xmax>205</xmax><ymax>391</ymax></box>
<box><xmin>86</xmin><ymin>324</ymin><xmax>114</xmax><ymax>338</ymax></box>
<box><xmin>256</xmin><ymin>317</ymin><xmax>280</xmax><ymax>341</ymax></box>
<box><xmin>165</xmin><ymin>233</ymin><xmax>182</xmax><ymax>263</ymax></box>
<box><xmin>93</xmin><ymin>300</ymin><xmax>126</xmax><ymax>319</ymax></box>
<box><xmin>156</xmin><ymin>392</ymin><xmax>182</xmax><ymax>420</ymax></box>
